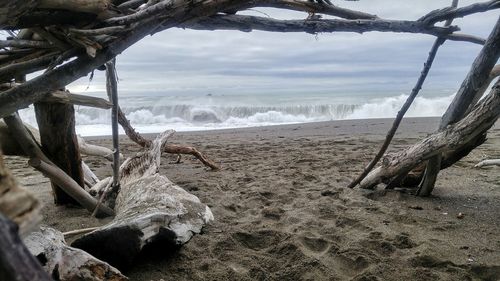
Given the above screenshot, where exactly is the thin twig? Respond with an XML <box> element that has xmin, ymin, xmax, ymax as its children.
<box><xmin>62</xmin><ymin>227</ymin><xmax>99</xmax><ymax>237</ymax></box>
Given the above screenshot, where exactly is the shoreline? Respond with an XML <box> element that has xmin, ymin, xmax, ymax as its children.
<box><xmin>5</xmin><ymin>116</ymin><xmax>500</xmax><ymax>280</ymax></box>
<box><xmin>86</xmin><ymin>116</ymin><xmax>442</xmax><ymax>140</ymax></box>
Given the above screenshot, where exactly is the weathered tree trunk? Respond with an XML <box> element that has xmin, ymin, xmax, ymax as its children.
<box><xmin>35</xmin><ymin>101</ymin><xmax>84</xmax><ymax>205</ymax></box>
<box><xmin>418</xmin><ymin>17</ymin><xmax>500</xmax><ymax>195</ymax></box>
<box><xmin>72</xmin><ymin>130</ymin><xmax>214</xmax><ymax>269</ymax></box>
<box><xmin>23</xmin><ymin>226</ymin><xmax>127</xmax><ymax>281</ymax></box>
<box><xmin>0</xmin><ymin>214</ymin><xmax>51</xmax><ymax>281</ymax></box>
<box><xmin>360</xmin><ymin>80</ymin><xmax>500</xmax><ymax>189</ymax></box>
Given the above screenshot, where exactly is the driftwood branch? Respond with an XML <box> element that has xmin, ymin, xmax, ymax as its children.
<box><xmin>418</xmin><ymin>16</ymin><xmax>500</xmax><ymax>196</ymax></box>
<box><xmin>0</xmin><ymin>39</ymin><xmax>54</xmax><ymax>49</ymax></box>
<box><xmin>348</xmin><ymin>0</ymin><xmax>460</xmax><ymax>189</ymax></box>
<box><xmin>105</xmin><ymin>59</ymin><xmax>121</xmax><ymax>189</ymax></box>
<box><xmin>182</xmin><ymin>15</ymin><xmax>461</xmax><ymax>37</ymax></box>
<box><xmin>360</xmin><ymin>80</ymin><xmax>500</xmax><ymax>189</ymax></box>
<box><xmin>43</xmin><ymin>90</ymin><xmax>113</xmax><ymax>109</ymax></box>
<box><xmin>116</xmin><ymin>106</ymin><xmax>221</xmax><ymax>170</ymax></box>
<box><xmin>418</xmin><ymin>0</ymin><xmax>500</xmax><ymax>25</ymax></box>
<box><xmin>231</xmin><ymin>0</ymin><xmax>378</xmax><ymax>20</ymax></box>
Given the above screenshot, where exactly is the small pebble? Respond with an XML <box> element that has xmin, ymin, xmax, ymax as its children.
<box><xmin>457</xmin><ymin>212</ymin><xmax>465</xmax><ymax>219</ymax></box>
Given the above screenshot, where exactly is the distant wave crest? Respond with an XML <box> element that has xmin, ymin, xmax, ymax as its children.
<box><xmin>18</xmin><ymin>94</ymin><xmax>454</xmax><ymax>136</ymax></box>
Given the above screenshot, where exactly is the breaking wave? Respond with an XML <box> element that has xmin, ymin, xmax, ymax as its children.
<box><xmin>18</xmin><ymin>93</ymin><xmax>454</xmax><ymax>136</ymax></box>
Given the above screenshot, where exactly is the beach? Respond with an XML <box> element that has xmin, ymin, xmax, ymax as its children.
<box><xmin>5</xmin><ymin>117</ymin><xmax>500</xmax><ymax>281</ymax></box>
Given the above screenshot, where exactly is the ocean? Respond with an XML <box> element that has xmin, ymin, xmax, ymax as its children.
<box><xmin>19</xmin><ymin>91</ymin><xmax>454</xmax><ymax>136</ymax></box>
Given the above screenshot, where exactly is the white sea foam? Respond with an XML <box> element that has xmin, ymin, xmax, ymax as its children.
<box><xmin>18</xmin><ymin>93</ymin><xmax>454</xmax><ymax>136</ymax></box>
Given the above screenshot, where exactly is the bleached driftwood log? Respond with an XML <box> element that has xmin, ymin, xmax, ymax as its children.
<box><xmin>77</xmin><ymin>135</ymin><xmax>120</xmax><ymax>162</ymax></box>
<box><xmin>475</xmin><ymin>159</ymin><xmax>500</xmax><ymax>168</ymax></box>
<box><xmin>0</xmin><ymin>149</ymin><xmax>41</xmax><ymax>236</ymax></box>
<box><xmin>24</xmin><ymin>226</ymin><xmax>127</xmax><ymax>281</ymax></box>
<box><xmin>72</xmin><ymin>130</ymin><xmax>214</xmax><ymax>268</ymax></box>
<box><xmin>360</xmin><ymin>80</ymin><xmax>500</xmax><ymax>189</ymax></box>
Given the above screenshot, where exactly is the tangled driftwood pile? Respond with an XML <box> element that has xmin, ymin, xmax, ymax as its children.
<box><xmin>0</xmin><ymin>0</ymin><xmax>499</xmax><ymax>280</ymax></box>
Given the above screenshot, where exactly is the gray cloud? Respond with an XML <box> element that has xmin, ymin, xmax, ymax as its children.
<box><xmin>68</xmin><ymin>1</ymin><xmax>499</xmax><ymax>98</ymax></box>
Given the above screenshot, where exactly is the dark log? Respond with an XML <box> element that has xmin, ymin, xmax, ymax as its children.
<box><xmin>34</xmin><ymin>102</ymin><xmax>84</xmax><ymax>205</ymax></box>
<box><xmin>441</xmin><ymin>18</ymin><xmax>500</xmax><ymax>128</ymax></box>
<box><xmin>418</xmin><ymin>17</ymin><xmax>500</xmax><ymax>196</ymax></box>
<box><xmin>360</xmin><ymin>80</ymin><xmax>500</xmax><ymax>189</ymax></box>
<box><xmin>72</xmin><ymin>131</ymin><xmax>213</xmax><ymax>269</ymax></box>
<box><xmin>23</xmin><ymin>226</ymin><xmax>127</xmax><ymax>281</ymax></box>
<box><xmin>0</xmin><ymin>214</ymin><xmax>51</xmax><ymax>281</ymax></box>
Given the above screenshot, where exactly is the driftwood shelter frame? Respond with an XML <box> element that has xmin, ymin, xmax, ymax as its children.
<box><xmin>0</xmin><ymin>0</ymin><xmax>499</xmax><ymax>280</ymax></box>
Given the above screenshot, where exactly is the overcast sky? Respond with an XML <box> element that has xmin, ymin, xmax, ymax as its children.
<box><xmin>68</xmin><ymin>1</ymin><xmax>499</xmax><ymax>98</ymax></box>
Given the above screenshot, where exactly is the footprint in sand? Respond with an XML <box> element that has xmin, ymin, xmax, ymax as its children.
<box><xmin>298</xmin><ymin>235</ymin><xmax>330</xmax><ymax>255</ymax></box>
<box><xmin>232</xmin><ymin>230</ymin><xmax>286</xmax><ymax>251</ymax></box>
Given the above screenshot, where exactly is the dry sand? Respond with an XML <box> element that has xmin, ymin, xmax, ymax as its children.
<box><xmin>5</xmin><ymin>117</ymin><xmax>500</xmax><ymax>281</ymax></box>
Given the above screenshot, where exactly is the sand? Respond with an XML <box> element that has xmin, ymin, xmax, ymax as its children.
<box><xmin>5</xmin><ymin>117</ymin><xmax>500</xmax><ymax>281</ymax></box>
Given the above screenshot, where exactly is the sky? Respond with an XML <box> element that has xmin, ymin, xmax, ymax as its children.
<box><xmin>67</xmin><ymin>1</ymin><xmax>499</xmax><ymax>99</ymax></box>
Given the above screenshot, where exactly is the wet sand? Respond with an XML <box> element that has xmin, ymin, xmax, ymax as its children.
<box><xmin>5</xmin><ymin>117</ymin><xmax>500</xmax><ymax>281</ymax></box>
